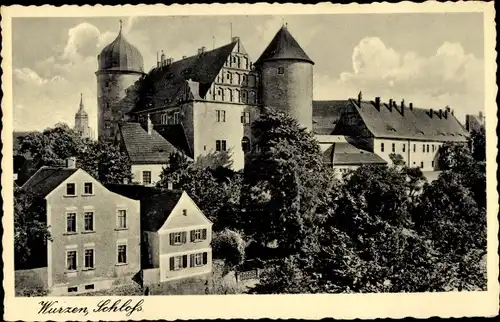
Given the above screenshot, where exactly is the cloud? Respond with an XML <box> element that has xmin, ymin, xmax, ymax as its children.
<box><xmin>315</xmin><ymin>37</ymin><xmax>484</xmax><ymax>122</ymax></box>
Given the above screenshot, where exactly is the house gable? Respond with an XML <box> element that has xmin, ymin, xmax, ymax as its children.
<box><xmin>160</xmin><ymin>192</ymin><xmax>212</xmax><ymax>231</ymax></box>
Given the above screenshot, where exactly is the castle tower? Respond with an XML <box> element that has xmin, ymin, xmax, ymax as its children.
<box><xmin>96</xmin><ymin>20</ymin><xmax>144</xmax><ymax>142</ymax></box>
<box><xmin>255</xmin><ymin>25</ymin><xmax>314</xmax><ymax>130</ymax></box>
<box><xmin>75</xmin><ymin>93</ymin><xmax>92</xmax><ymax>139</ymax></box>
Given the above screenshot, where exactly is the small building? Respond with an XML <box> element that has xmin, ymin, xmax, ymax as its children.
<box><xmin>465</xmin><ymin>111</ymin><xmax>485</xmax><ymax>133</ymax></box>
<box><xmin>116</xmin><ymin>120</ymin><xmax>191</xmax><ymax>186</ymax></box>
<box><xmin>319</xmin><ymin>136</ymin><xmax>387</xmax><ymax>178</ymax></box>
<box><xmin>18</xmin><ymin>158</ymin><xmax>141</xmax><ymax>295</ymax></box>
<box><xmin>106</xmin><ymin>184</ymin><xmax>213</xmax><ymax>284</ymax></box>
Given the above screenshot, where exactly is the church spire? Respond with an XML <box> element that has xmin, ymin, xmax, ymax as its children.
<box><xmin>76</xmin><ymin>93</ymin><xmax>87</xmax><ymax>117</ymax></box>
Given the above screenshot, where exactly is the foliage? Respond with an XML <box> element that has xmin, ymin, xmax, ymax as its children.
<box><xmin>17</xmin><ymin>124</ymin><xmax>132</xmax><ymax>184</ymax></box>
<box><xmin>157</xmin><ymin>151</ymin><xmax>243</xmax><ymax>231</ymax></box>
<box><xmin>14</xmin><ymin>186</ymin><xmax>52</xmax><ymax>269</ymax></box>
<box><xmin>470</xmin><ymin>126</ymin><xmax>486</xmax><ymax>162</ymax></box>
<box><xmin>240</xmin><ymin>107</ymin><xmax>335</xmax><ymax>253</ymax></box>
<box><xmin>389</xmin><ymin>153</ymin><xmax>405</xmax><ymax>166</ymax></box>
<box><xmin>212</xmin><ymin>229</ymin><xmax>246</xmax><ymax>269</ymax></box>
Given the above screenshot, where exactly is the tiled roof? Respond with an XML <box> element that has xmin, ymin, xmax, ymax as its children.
<box><xmin>255</xmin><ymin>26</ymin><xmax>314</xmax><ymax>65</ymax></box>
<box><xmin>331</xmin><ymin>142</ymin><xmax>387</xmax><ymax>166</ymax></box>
<box><xmin>118</xmin><ymin>122</ymin><xmax>182</xmax><ymax>164</ymax></box>
<box><xmin>312</xmin><ymin>100</ymin><xmax>352</xmax><ymax>135</ymax></box>
<box><xmin>130</xmin><ymin>41</ymin><xmax>237</xmax><ymax>113</ymax></box>
<box><xmin>352</xmin><ymin>99</ymin><xmax>469</xmax><ymax>141</ymax></box>
<box><xmin>21</xmin><ymin>166</ymin><xmax>78</xmax><ymax>197</ymax></box>
<box><xmin>98</xmin><ymin>29</ymin><xmax>144</xmax><ymax>73</ymax></box>
<box><xmin>106</xmin><ymin>184</ymin><xmax>183</xmax><ymax>231</ymax></box>
<box><xmin>154</xmin><ymin>124</ymin><xmax>193</xmax><ymax>158</ymax></box>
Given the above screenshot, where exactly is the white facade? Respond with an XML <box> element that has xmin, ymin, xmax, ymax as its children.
<box><xmin>131</xmin><ymin>164</ymin><xmax>166</xmax><ymax>186</ymax></box>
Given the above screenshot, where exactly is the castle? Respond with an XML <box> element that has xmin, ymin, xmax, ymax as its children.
<box><xmin>95</xmin><ymin>22</ymin><xmax>469</xmax><ymax>184</ymax></box>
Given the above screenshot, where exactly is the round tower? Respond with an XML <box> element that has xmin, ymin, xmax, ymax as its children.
<box><xmin>255</xmin><ymin>25</ymin><xmax>314</xmax><ymax>131</ymax></box>
<box><xmin>96</xmin><ymin>20</ymin><xmax>144</xmax><ymax>142</ymax></box>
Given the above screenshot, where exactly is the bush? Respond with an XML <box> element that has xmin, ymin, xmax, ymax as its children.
<box><xmin>212</xmin><ymin>229</ymin><xmax>246</xmax><ymax>269</ymax></box>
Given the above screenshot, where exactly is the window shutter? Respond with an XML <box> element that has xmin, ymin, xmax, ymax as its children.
<box><xmin>190</xmin><ymin>254</ymin><xmax>195</xmax><ymax>267</ymax></box>
<box><xmin>190</xmin><ymin>230</ymin><xmax>194</xmax><ymax>242</ymax></box>
<box><xmin>170</xmin><ymin>257</ymin><xmax>175</xmax><ymax>271</ymax></box>
<box><xmin>202</xmin><ymin>229</ymin><xmax>207</xmax><ymax>240</ymax></box>
<box><xmin>182</xmin><ymin>255</ymin><xmax>188</xmax><ymax>268</ymax></box>
<box><xmin>182</xmin><ymin>232</ymin><xmax>187</xmax><ymax>244</ymax></box>
<box><xmin>169</xmin><ymin>233</ymin><xmax>174</xmax><ymax>245</ymax></box>
<box><xmin>202</xmin><ymin>252</ymin><xmax>208</xmax><ymax>265</ymax></box>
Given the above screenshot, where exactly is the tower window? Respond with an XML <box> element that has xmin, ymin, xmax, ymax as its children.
<box><xmin>278</xmin><ymin>67</ymin><xmax>284</xmax><ymax>74</ymax></box>
<box><xmin>242</xmin><ymin>137</ymin><xmax>251</xmax><ymax>152</ymax></box>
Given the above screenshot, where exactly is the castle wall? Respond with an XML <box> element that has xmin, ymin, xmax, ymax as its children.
<box><xmin>97</xmin><ymin>72</ymin><xmax>143</xmax><ymax>142</ymax></box>
<box><xmin>260</xmin><ymin>60</ymin><xmax>313</xmax><ymax>131</ymax></box>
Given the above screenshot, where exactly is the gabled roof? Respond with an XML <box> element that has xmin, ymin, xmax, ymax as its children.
<box><xmin>351</xmin><ymin>99</ymin><xmax>469</xmax><ymax>142</ymax></box>
<box><xmin>130</xmin><ymin>41</ymin><xmax>237</xmax><ymax>113</ymax></box>
<box><xmin>21</xmin><ymin>166</ymin><xmax>78</xmax><ymax>197</ymax></box>
<box><xmin>106</xmin><ymin>184</ymin><xmax>183</xmax><ymax>232</ymax></box>
<box><xmin>118</xmin><ymin>122</ymin><xmax>183</xmax><ymax>164</ymax></box>
<box><xmin>255</xmin><ymin>26</ymin><xmax>314</xmax><ymax>65</ymax></box>
<box><xmin>154</xmin><ymin>124</ymin><xmax>193</xmax><ymax>158</ymax></box>
<box><xmin>312</xmin><ymin>100</ymin><xmax>352</xmax><ymax>135</ymax></box>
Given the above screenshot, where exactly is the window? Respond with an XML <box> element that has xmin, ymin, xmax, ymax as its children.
<box><xmin>216</xmin><ymin>140</ymin><xmax>227</xmax><ymax>152</ymax></box>
<box><xmin>84</xmin><ymin>249</ymin><xmax>94</xmax><ymax>269</ymax></box>
<box><xmin>413</xmin><ymin>144</ymin><xmax>416</xmax><ymax>152</ymax></box>
<box><xmin>161</xmin><ymin>114</ymin><xmax>168</xmax><ymax>124</ymax></box>
<box><xmin>66</xmin><ymin>183</ymin><xmax>76</xmax><ymax>196</ymax></box>
<box><xmin>173</xmin><ymin>112</ymin><xmax>180</xmax><ymax>124</ymax></box>
<box><xmin>426</xmin><ymin>144</ymin><xmax>430</xmax><ymax>153</ymax></box>
<box><xmin>392</xmin><ymin>143</ymin><xmax>395</xmax><ymax>153</ymax></box>
<box><xmin>85</xmin><ymin>284</ymin><xmax>95</xmax><ymax>290</ymax></box>
<box><xmin>241</xmin><ymin>137</ymin><xmax>251</xmax><ymax>153</ymax></box>
<box><xmin>242</xmin><ymin>75</ymin><xmax>247</xmax><ymax>85</ymax></box>
<box><xmin>117</xmin><ymin>245</ymin><xmax>127</xmax><ymax>264</ymax></box>
<box><xmin>68</xmin><ymin>287</ymin><xmax>78</xmax><ymax>293</ymax></box>
<box><xmin>143</xmin><ymin>171</ymin><xmax>152</xmax><ymax>185</ymax></box>
<box><xmin>190</xmin><ymin>229</ymin><xmax>207</xmax><ymax>242</ymax></box>
<box><xmin>170</xmin><ymin>255</ymin><xmax>188</xmax><ymax>271</ymax></box>
<box><xmin>422</xmin><ymin>144</ymin><xmax>425</xmax><ymax>153</ymax></box>
<box><xmin>117</xmin><ymin>210</ymin><xmax>127</xmax><ymax>229</ymax></box>
<box><xmin>170</xmin><ymin>232</ymin><xmax>187</xmax><ymax>245</ymax></box>
<box><xmin>66</xmin><ymin>213</ymin><xmax>76</xmax><ymax>233</ymax></box>
<box><xmin>241</xmin><ymin>112</ymin><xmax>250</xmax><ymax>124</ymax></box>
<box><xmin>233</xmin><ymin>56</ymin><xmax>237</xmax><ymax>63</ymax></box>
<box><xmin>190</xmin><ymin>252</ymin><xmax>208</xmax><ymax>267</ymax></box>
<box><xmin>67</xmin><ymin>251</ymin><xmax>77</xmax><ymax>270</ymax></box>
<box><xmin>278</xmin><ymin>66</ymin><xmax>284</xmax><ymax>74</ymax></box>
<box><xmin>432</xmin><ymin>161</ymin><xmax>435</xmax><ymax>168</ymax></box>
<box><xmin>381</xmin><ymin>143</ymin><xmax>385</xmax><ymax>152</ymax></box>
<box><xmin>402</xmin><ymin>144</ymin><xmax>406</xmax><ymax>153</ymax></box>
<box><xmin>216</xmin><ymin>110</ymin><xmax>226</xmax><ymax>122</ymax></box>
<box><xmin>84</xmin><ymin>182</ymin><xmax>93</xmax><ymax>195</ymax></box>
<box><xmin>84</xmin><ymin>212</ymin><xmax>94</xmax><ymax>232</ymax></box>
<box><xmin>420</xmin><ymin>162</ymin><xmax>424</xmax><ymax>168</ymax></box>
<box><xmin>432</xmin><ymin>145</ymin><xmax>435</xmax><ymax>152</ymax></box>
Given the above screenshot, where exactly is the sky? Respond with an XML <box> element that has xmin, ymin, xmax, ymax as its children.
<box><xmin>11</xmin><ymin>13</ymin><xmax>484</xmax><ymax>132</ymax></box>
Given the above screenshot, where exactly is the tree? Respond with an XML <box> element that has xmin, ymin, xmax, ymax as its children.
<box><xmin>157</xmin><ymin>151</ymin><xmax>243</xmax><ymax>231</ymax></box>
<box><xmin>241</xmin><ymin>107</ymin><xmax>335</xmax><ymax>253</ymax></box>
<box><xmin>14</xmin><ymin>186</ymin><xmax>52</xmax><ymax>269</ymax></box>
<box><xmin>389</xmin><ymin>153</ymin><xmax>405</xmax><ymax>166</ymax></box>
<box><xmin>17</xmin><ymin>124</ymin><xmax>132</xmax><ymax>184</ymax></box>
<box><xmin>212</xmin><ymin>229</ymin><xmax>246</xmax><ymax>269</ymax></box>
<box><xmin>470</xmin><ymin>126</ymin><xmax>486</xmax><ymax>162</ymax></box>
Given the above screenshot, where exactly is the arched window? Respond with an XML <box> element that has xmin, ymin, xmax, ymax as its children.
<box><xmin>235</xmin><ymin>89</ymin><xmax>240</xmax><ymax>103</ymax></box>
<box><xmin>241</xmin><ymin>137</ymin><xmax>251</xmax><ymax>153</ymax></box>
<box><xmin>227</xmin><ymin>72</ymin><xmax>232</xmax><ymax>84</ymax></box>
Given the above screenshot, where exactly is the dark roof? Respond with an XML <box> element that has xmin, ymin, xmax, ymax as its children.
<box><xmin>255</xmin><ymin>26</ymin><xmax>314</xmax><ymax>65</ymax></box>
<box><xmin>21</xmin><ymin>166</ymin><xmax>78</xmax><ymax>197</ymax></box>
<box><xmin>118</xmin><ymin>122</ymin><xmax>182</xmax><ymax>164</ymax></box>
<box><xmin>106</xmin><ymin>184</ymin><xmax>183</xmax><ymax>231</ymax></box>
<box><xmin>98</xmin><ymin>28</ymin><xmax>144</xmax><ymax>73</ymax></box>
<box><xmin>154</xmin><ymin>124</ymin><xmax>193</xmax><ymax>158</ymax></box>
<box><xmin>312</xmin><ymin>100</ymin><xmax>351</xmax><ymax>135</ymax></box>
<box><xmin>329</xmin><ymin>142</ymin><xmax>387</xmax><ymax>166</ymax></box>
<box><xmin>352</xmin><ymin>99</ymin><xmax>469</xmax><ymax>141</ymax></box>
<box><xmin>131</xmin><ymin>42</ymin><xmax>237</xmax><ymax>113</ymax></box>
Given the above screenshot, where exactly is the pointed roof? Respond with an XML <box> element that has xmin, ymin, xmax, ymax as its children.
<box><xmin>21</xmin><ymin>166</ymin><xmax>79</xmax><ymax>197</ymax></box>
<box><xmin>255</xmin><ymin>26</ymin><xmax>314</xmax><ymax>65</ymax></box>
<box><xmin>98</xmin><ymin>20</ymin><xmax>144</xmax><ymax>73</ymax></box>
<box><xmin>75</xmin><ymin>93</ymin><xmax>88</xmax><ymax>117</ymax></box>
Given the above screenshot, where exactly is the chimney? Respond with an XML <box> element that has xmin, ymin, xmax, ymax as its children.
<box><xmin>147</xmin><ymin>114</ymin><xmax>153</xmax><ymax>135</ymax></box>
<box><xmin>451</xmin><ymin>109</ymin><xmax>454</xmax><ymax>116</ymax></box>
<box><xmin>166</xmin><ymin>58</ymin><xmax>173</xmax><ymax>65</ymax></box>
<box><xmin>400</xmin><ymin>99</ymin><xmax>405</xmax><ymax>116</ymax></box>
<box><xmin>388</xmin><ymin>99</ymin><xmax>393</xmax><ymax>112</ymax></box>
<box><xmin>157</xmin><ymin>52</ymin><xmax>160</xmax><ymax>68</ymax></box>
<box><xmin>438</xmin><ymin>109</ymin><xmax>443</xmax><ymax>118</ymax></box>
<box><xmin>358</xmin><ymin>91</ymin><xmax>362</xmax><ymax>106</ymax></box>
<box><xmin>201</xmin><ymin>46</ymin><xmax>206</xmax><ymax>53</ymax></box>
<box><xmin>444</xmin><ymin>110</ymin><xmax>448</xmax><ymax>119</ymax></box>
<box><xmin>429</xmin><ymin>108</ymin><xmax>433</xmax><ymax>118</ymax></box>
<box><xmin>409</xmin><ymin>102</ymin><xmax>413</xmax><ymax>110</ymax></box>
<box><xmin>374</xmin><ymin>97</ymin><xmax>381</xmax><ymax>111</ymax></box>
<box><xmin>479</xmin><ymin>111</ymin><xmax>483</xmax><ymax>119</ymax></box>
<box><xmin>66</xmin><ymin>157</ymin><xmax>76</xmax><ymax>169</ymax></box>
<box><xmin>160</xmin><ymin>50</ymin><xmax>166</xmax><ymax>66</ymax></box>
<box><xmin>198</xmin><ymin>48</ymin><xmax>203</xmax><ymax>55</ymax></box>
<box><xmin>182</xmin><ymin>55</ymin><xmax>187</xmax><ymax>59</ymax></box>
<box><xmin>232</xmin><ymin>36</ymin><xmax>240</xmax><ymax>43</ymax></box>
